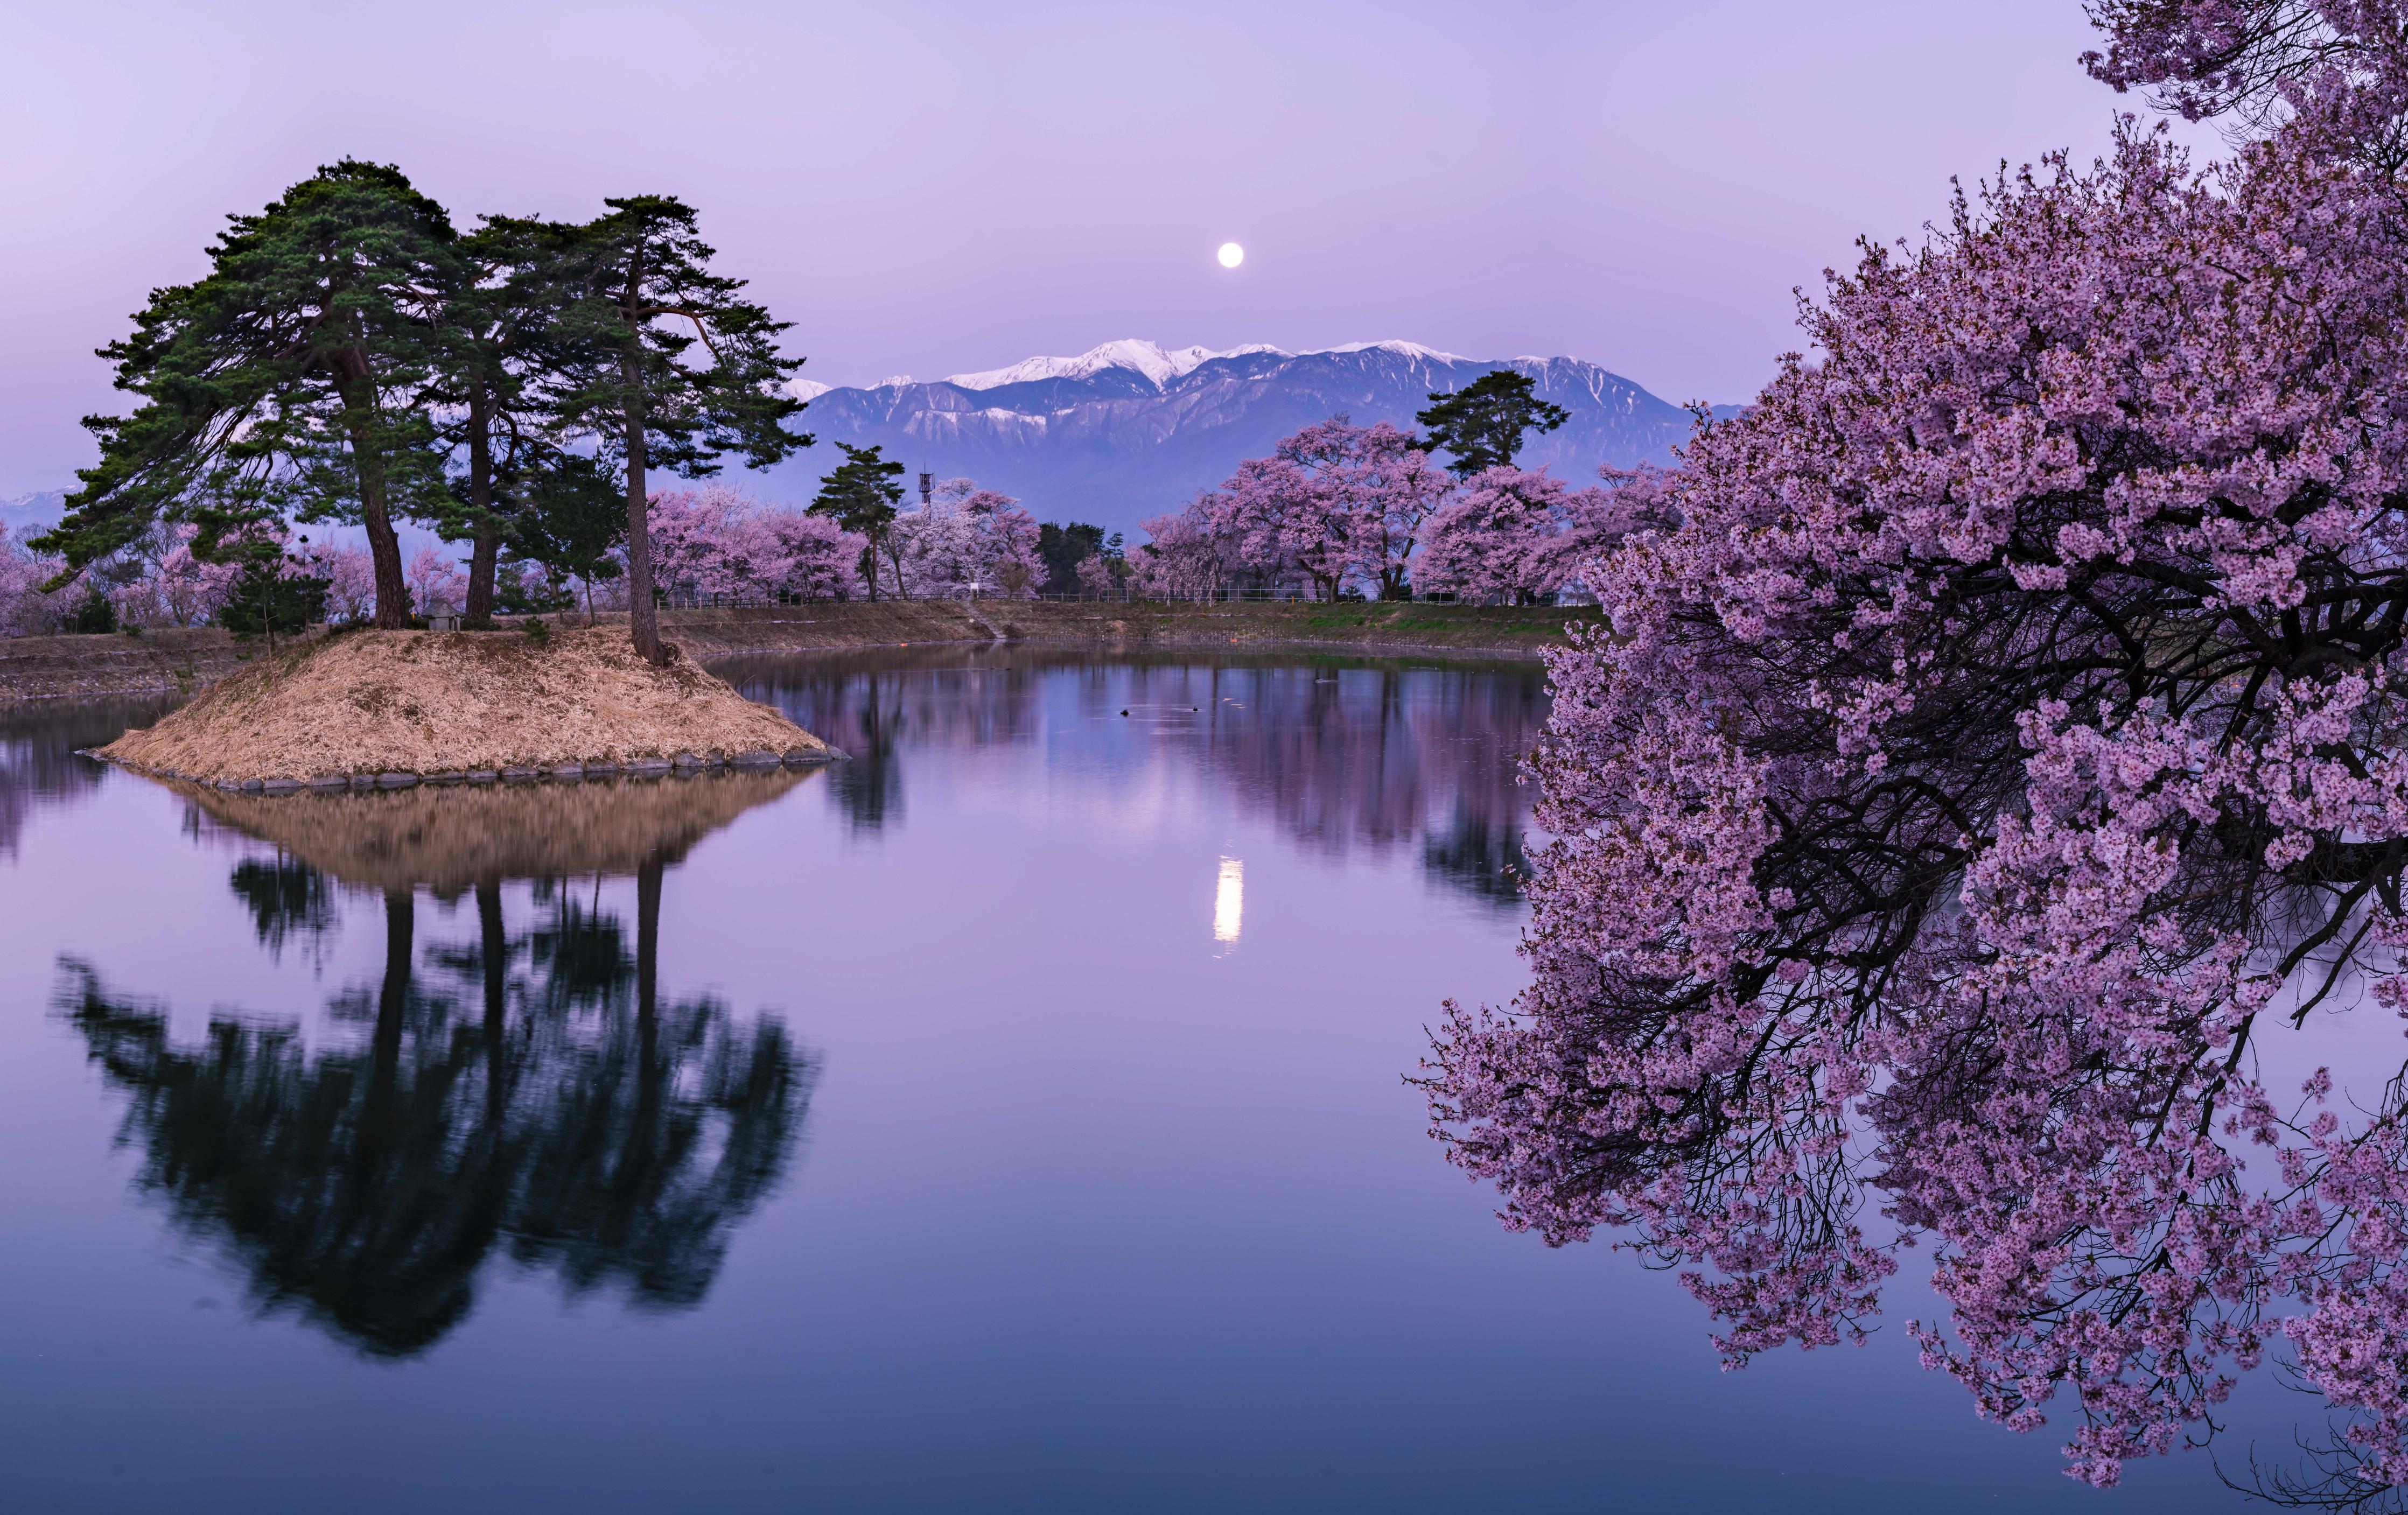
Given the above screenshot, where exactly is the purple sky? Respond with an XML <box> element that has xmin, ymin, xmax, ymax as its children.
<box><xmin>1</xmin><ymin>1</ymin><xmax>2203</xmax><ymax>496</ymax></box>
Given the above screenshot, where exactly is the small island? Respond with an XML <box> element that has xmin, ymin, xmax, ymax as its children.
<box><xmin>100</xmin><ymin>625</ymin><xmax>838</xmax><ymax>790</ymax></box>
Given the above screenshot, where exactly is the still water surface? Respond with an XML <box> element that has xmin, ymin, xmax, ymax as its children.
<box><xmin>0</xmin><ymin>650</ymin><xmax>2258</xmax><ymax>1512</ymax></box>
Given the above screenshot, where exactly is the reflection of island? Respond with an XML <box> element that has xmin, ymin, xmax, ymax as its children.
<box><xmin>171</xmin><ymin>768</ymin><xmax>808</xmax><ymax>893</ymax></box>
<box><xmin>729</xmin><ymin>650</ymin><xmax>1548</xmax><ymax>903</ymax></box>
<box><xmin>58</xmin><ymin>772</ymin><xmax>816</xmax><ymax>1359</ymax></box>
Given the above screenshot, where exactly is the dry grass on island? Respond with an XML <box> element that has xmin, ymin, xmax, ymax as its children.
<box><xmin>100</xmin><ymin>625</ymin><xmax>837</xmax><ymax>787</ymax></box>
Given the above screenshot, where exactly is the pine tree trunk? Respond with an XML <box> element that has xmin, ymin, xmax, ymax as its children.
<box><xmin>358</xmin><ymin>460</ymin><xmax>409</xmax><ymax>629</ymax></box>
<box><xmin>466</xmin><ymin>522</ymin><xmax>500</xmax><ymax>627</ymax></box>
<box><xmin>335</xmin><ymin>360</ymin><xmax>410</xmax><ymax>629</ymax></box>
<box><xmin>463</xmin><ymin>385</ymin><xmax>498</xmax><ymax>628</ymax></box>
<box><xmin>622</xmin><ymin>374</ymin><xmax>661</xmax><ymax>663</ymax></box>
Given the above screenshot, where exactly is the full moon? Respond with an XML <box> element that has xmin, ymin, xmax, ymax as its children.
<box><xmin>1216</xmin><ymin>242</ymin><xmax>1244</xmax><ymax>269</ymax></box>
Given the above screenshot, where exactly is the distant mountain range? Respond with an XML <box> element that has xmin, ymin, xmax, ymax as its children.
<box><xmin>760</xmin><ymin>340</ymin><xmax>1734</xmax><ymax>534</ymax></box>
<box><xmin>3</xmin><ymin>343</ymin><xmax>1735</xmax><ymax>545</ymax></box>
<box><xmin>0</xmin><ymin>490</ymin><xmax>65</xmax><ymax>543</ymax></box>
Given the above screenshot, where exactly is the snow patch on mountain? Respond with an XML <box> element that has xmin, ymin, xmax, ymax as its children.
<box><xmin>1312</xmin><ymin>339</ymin><xmax>1469</xmax><ymax>363</ymax></box>
<box><xmin>937</xmin><ymin>338</ymin><xmax>1478</xmax><ymax>392</ymax></box>
<box><xmin>943</xmin><ymin>339</ymin><xmax>1239</xmax><ymax>391</ymax></box>
<box><xmin>0</xmin><ymin>490</ymin><xmax>66</xmax><ymax>540</ymax></box>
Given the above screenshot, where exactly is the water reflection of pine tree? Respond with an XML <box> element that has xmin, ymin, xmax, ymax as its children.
<box><xmin>227</xmin><ymin>849</ymin><xmax>339</xmax><ymax>966</ymax></box>
<box><xmin>55</xmin><ymin>855</ymin><xmax>813</xmax><ymax>1359</ymax></box>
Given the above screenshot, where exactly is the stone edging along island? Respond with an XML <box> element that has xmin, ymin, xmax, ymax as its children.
<box><xmin>102</xmin><ymin>746</ymin><xmax>839</xmax><ymax>795</ymax></box>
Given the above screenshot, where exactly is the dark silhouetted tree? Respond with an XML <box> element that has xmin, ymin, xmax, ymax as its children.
<box><xmin>543</xmin><ymin>197</ymin><xmax>810</xmax><ymax>662</ymax></box>
<box><xmin>1413</xmin><ymin>370</ymin><xmax>1569</xmax><ymax>478</ymax></box>
<box><xmin>38</xmin><ymin>162</ymin><xmax>457</xmax><ymax>627</ymax></box>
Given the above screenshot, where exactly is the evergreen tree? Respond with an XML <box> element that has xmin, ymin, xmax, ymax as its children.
<box><xmin>218</xmin><ymin>549</ymin><xmax>330</xmax><ymax>643</ymax></box>
<box><xmin>542</xmin><ymin>197</ymin><xmax>810</xmax><ymax>662</ymax></box>
<box><xmin>505</xmin><ymin>453</ymin><xmax>625</xmax><ymax>624</ymax></box>
<box><xmin>425</xmin><ymin>215</ymin><xmax>569</xmax><ymax>628</ymax></box>
<box><xmin>808</xmin><ymin>443</ymin><xmax>904</xmax><ymax>601</ymax></box>
<box><xmin>1413</xmin><ymin>370</ymin><xmax>1570</xmax><ymax>478</ymax></box>
<box><xmin>39</xmin><ymin>162</ymin><xmax>456</xmax><ymax>627</ymax></box>
<box><xmin>1038</xmin><ymin>521</ymin><xmax>1106</xmax><ymax>594</ymax></box>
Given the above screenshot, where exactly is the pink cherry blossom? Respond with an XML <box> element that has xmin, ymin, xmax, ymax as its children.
<box><xmin>648</xmin><ymin>483</ymin><xmax>870</xmax><ymax>601</ymax></box>
<box><xmin>1416</xmin><ymin>465</ymin><xmax>1660</xmax><ymax>605</ymax></box>
<box><xmin>404</xmin><ymin>546</ymin><xmax>469</xmax><ymax>614</ymax></box>
<box><xmin>1425</xmin><ymin>124</ymin><xmax>2408</xmax><ymax>1492</ymax></box>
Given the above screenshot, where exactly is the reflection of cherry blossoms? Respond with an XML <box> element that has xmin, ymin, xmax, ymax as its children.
<box><xmin>729</xmin><ymin>650</ymin><xmax>1548</xmax><ymax>906</ymax></box>
<box><xmin>1425</xmin><ymin>130</ymin><xmax>2408</xmax><ymax>1492</ymax></box>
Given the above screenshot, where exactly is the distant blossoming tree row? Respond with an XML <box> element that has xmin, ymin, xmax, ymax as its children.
<box><xmin>1425</xmin><ymin>5</ymin><xmax>2408</xmax><ymax>1503</ymax></box>
<box><xmin>1130</xmin><ymin>373</ymin><xmax>1665</xmax><ymax>604</ymax></box>
<box><xmin>645</xmin><ymin>478</ymin><xmax>1047</xmax><ymax>605</ymax></box>
<box><xmin>0</xmin><ymin>520</ymin><xmax>382</xmax><ymax>637</ymax></box>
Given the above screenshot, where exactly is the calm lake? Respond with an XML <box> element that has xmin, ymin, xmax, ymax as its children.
<box><xmin>0</xmin><ymin>649</ymin><xmax>2262</xmax><ymax>1512</ymax></box>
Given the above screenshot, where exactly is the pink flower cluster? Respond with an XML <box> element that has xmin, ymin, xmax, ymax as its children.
<box><xmin>0</xmin><ymin>521</ymin><xmax>338</xmax><ymax>633</ymax></box>
<box><xmin>0</xmin><ymin>525</ymin><xmax>71</xmax><ymax>634</ymax></box>
<box><xmin>404</xmin><ymin>546</ymin><xmax>467</xmax><ymax>614</ymax></box>
<box><xmin>1425</xmin><ymin>125</ymin><xmax>2408</xmax><ymax>1490</ymax></box>
<box><xmin>1136</xmin><ymin>418</ymin><xmax>1653</xmax><ymax>602</ymax></box>
<box><xmin>649</xmin><ymin>481</ymin><xmax>1042</xmax><ymax>603</ymax></box>
<box><xmin>1415</xmin><ymin>465</ymin><xmax>1662</xmax><ymax>605</ymax></box>
<box><xmin>884</xmin><ymin>480</ymin><xmax>1046</xmax><ymax>599</ymax></box>
<box><xmin>648</xmin><ymin>483</ymin><xmax>872</xmax><ymax>602</ymax></box>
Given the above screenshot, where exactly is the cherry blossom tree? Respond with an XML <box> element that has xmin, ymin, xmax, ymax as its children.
<box><xmin>761</xmin><ymin>510</ymin><xmax>868</xmax><ymax>601</ymax></box>
<box><xmin>1131</xmin><ymin>492</ymin><xmax>1246</xmax><ymax>598</ymax></box>
<box><xmin>0</xmin><ymin>526</ymin><xmax>66</xmax><ymax>635</ymax></box>
<box><xmin>296</xmin><ymin>542</ymin><xmax>379</xmax><ymax>624</ymax></box>
<box><xmin>1223</xmin><ymin>419</ymin><xmax>1370</xmax><ymax>600</ymax></box>
<box><xmin>1154</xmin><ymin>419</ymin><xmax>1460</xmax><ymax>600</ymax></box>
<box><xmin>1074</xmin><ymin>553</ymin><xmax>1119</xmax><ymax>598</ymax></box>
<box><xmin>648</xmin><ymin>485</ymin><xmax>757</xmax><ymax>599</ymax></box>
<box><xmin>1425</xmin><ymin>128</ymin><xmax>2408</xmax><ymax>1495</ymax></box>
<box><xmin>110</xmin><ymin>524</ymin><xmax>244</xmax><ymax>628</ymax></box>
<box><xmin>1416</xmin><ymin>465</ymin><xmax>1668</xmax><ymax>605</ymax></box>
<box><xmin>641</xmin><ymin>484</ymin><xmax>869</xmax><ymax>604</ymax></box>
<box><xmin>1342</xmin><ymin>422</ymin><xmax>1455</xmax><ymax>599</ymax></box>
<box><xmin>2084</xmin><ymin>2</ymin><xmax>2408</xmax><ymax>169</ymax></box>
<box><xmin>988</xmin><ymin>499</ymin><xmax>1046</xmax><ymax>600</ymax></box>
<box><xmin>886</xmin><ymin>480</ymin><xmax>1045</xmax><ymax>598</ymax></box>
<box><xmin>404</xmin><ymin>547</ymin><xmax>469</xmax><ymax>615</ymax></box>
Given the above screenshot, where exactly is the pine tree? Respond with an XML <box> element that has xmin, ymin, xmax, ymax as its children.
<box><xmin>505</xmin><ymin>453</ymin><xmax>626</xmax><ymax>624</ymax></box>
<box><xmin>542</xmin><ymin>197</ymin><xmax>810</xmax><ymax>662</ymax></box>
<box><xmin>808</xmin><ymin>444</ymin><xmax>904</xmax><ymax>600</ymax></box>
<box><xmin>39</xmin><ymin>162</ymin><xmax>456</xmax><ymax>627</ymax></box>
<box><xmin>1413</xmin><ymin>370</ymin><xmax>1570</xmax><ymax>478</ymax></box>
<box><xmin>425</xmin><ymin>215</ymin><xmax>571</xmax><ymax>628</ymax></box>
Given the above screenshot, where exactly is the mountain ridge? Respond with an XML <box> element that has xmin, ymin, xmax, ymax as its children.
<box><xmin>759</xmin><ymin>340</ymin><xmax>1733</xmax><ymax>532</ymax></box>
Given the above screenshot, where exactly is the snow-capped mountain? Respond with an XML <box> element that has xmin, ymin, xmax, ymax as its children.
<box><xmin>764</xmin><ymin>340</ymin><xmax>1730</xmax><ymax>532</ymax></box>
<box><xmin>0</xmin><ymin>490</ymin><xmax>65</xmax><ymax>542</ymax></box>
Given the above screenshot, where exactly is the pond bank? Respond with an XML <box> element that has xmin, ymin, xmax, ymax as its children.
<box><xmin>0</xmin><ymin>600</ymin><xmax>1586</xmax><ymax>705</ymax></box>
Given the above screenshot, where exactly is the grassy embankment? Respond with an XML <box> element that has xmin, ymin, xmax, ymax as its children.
<box><xmin>0</xmin><ymin>599</ymin><xmax>1593</xmax><ymax>705</ymax></box>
